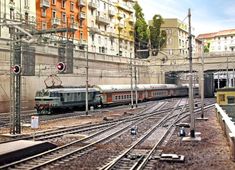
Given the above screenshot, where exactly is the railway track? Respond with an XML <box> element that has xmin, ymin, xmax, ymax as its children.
<box><xmin>101</xmin><ymin>101</ymin><xmax>214</xmax><ymax>170</ymax></box>
<box><xmin>0</xmin><ymin>98</ymin><xmax>215</xmax><ymax>169</ymax></box>
<box><xmin>0</xmin><ymin>100</ymin><xmax>176</xmax><ymax>169</ymax></box>
<box><xmin>0</xmin><ymin>99</ymin><xmax>168</xmax><ymax>128</ymax></box>
<box><xmin>100</xmin><ymin>99</ymin><xmax>187</xmax><ymax>170</ymax></box>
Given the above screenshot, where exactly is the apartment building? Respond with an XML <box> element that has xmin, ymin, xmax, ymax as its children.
<box><xmin>36</xmin><ymin>0</ymin><xmax>88</xmax><ymax>45</ymax></box>
<box><xmin>0</xmin><ymin>0</ymin><xmax>36</xmax><ymax>39</ymax></box>
<box><xmin>0</xmin><ymin>0</ymin><xmax>136</xmax><ymax>57</ymax></box>
<box><xmin>159</xmin><ymin>18</ymin><xmax>195</xmax><ymax>56</ymax></box>
<box><xmin>87</xmin><ymin>0</ymin><xmax>135</xmax><ymax>57</ymax></box>
<box><xmin>197</xmin><ymin>29</ymin><xmax>235</xmax><ymax>52</ymax></box>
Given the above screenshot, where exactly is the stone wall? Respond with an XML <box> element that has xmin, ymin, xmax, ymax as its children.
<box><xmin>0</xmin><ymin>41</ymin><xmax>153</xmax><ymax>112</ymax></box>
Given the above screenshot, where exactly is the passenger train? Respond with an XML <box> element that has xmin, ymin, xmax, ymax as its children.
<box><xmin>35</xmin><ymin>84</ymin><xmax>199</xmax><ymax>114</ymax></box>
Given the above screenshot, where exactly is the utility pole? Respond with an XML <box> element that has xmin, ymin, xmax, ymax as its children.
<box><xmin>233</xmin><ymin>64</ymin><xmax>235</xmax><ymax>87</ymax></box>
<box><xmin>130</xmin><ymin>53</ymin><xmax>134</xmax><ymax>109</ymax></box>
<box><xmin>200</xmin><ymin>41</ymin><xmax>205</xmax><ymax>118</ymax></box>
<box><xmin>227</xmin><ymin>56</ymin><xmax>229</xmax><ymax>87</ymax></box>
<box><xmin>85</xmin><ymin>45</ymin><xmax>89</xmax><ymax>115</ymax></box>
<box><xmin>134</xmin><ymin>60</ymin><xmax>138</xmax><ymax>108</ymax></box>
<box><xmin>188</xmin><ymin>8</ymin><xmax>195</xmax><ymax>138</ymax></box>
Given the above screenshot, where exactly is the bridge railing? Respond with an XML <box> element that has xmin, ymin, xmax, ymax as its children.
<box><xmin>205</xmin><ymin>51</ymin><xmax>235</xmax><ymax>57</ymax></box>
<box><xmin>215</xmin><ymin>103</ymin><xmax>235</xmax><ymax>161</ymax></box>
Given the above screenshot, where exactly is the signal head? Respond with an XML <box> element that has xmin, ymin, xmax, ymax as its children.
<box><xmin>12</xmin><ymin>65</ymin><xmax>21</xmax><ymax>74</ymax></box>
<box><xmin>56</xmin><ymin>62</ymin><xmax>66</xmax><ymax>72</ymax></box>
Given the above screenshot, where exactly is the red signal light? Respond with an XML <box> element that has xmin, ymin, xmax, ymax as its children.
<box><xmin>12</xmin><ymin>65</ymin><xmax>21</xmax><ymax>74</ymax></box>
<box><xmin>56</xmin><ymin>62</ymin><xmax>66</xmax><ymax>72</ymax></box>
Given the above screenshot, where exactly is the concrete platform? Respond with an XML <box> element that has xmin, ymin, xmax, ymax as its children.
<box><xmin>182</xmin><ymin>136</ymin><xmax>202</xmax><ymax>142</ymax></box>
<box><xmin>196</xmin><ymin>117</ymin><xmax>209</xmax><ymax>121</ymax></box>
<box><xmin>0</xmin><ymin>140</ymin><xmax>57</xmax><ymax>166</ymax></box>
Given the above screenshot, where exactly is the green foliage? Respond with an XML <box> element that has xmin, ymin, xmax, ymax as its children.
<box><xmin>134</xmin><ymin>2</ymin><xmax>149</xmax><ymax>57</ymax></box>
<box><xmin>133</xmin><ymin>3</ymin><xmax>166</xmax><ymax>58</ymax></box>
<box><xmin>204</xmin><ymin>42</ymin><xmax>210</xmax><ymax>53</ymax></box>
<box><xmin>149</xmin><ymin>15</ymin><xmax>166</xmax><ymax>52</ymax></box>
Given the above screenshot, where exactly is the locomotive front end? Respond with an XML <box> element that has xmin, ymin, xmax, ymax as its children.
<box><xmin>35</xmin><ymin>89</ymin><xmax>61</xmax><ymax>114</ymax></box>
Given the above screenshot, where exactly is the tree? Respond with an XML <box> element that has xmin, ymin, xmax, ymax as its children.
<box><xmin>149</xmin><ymin>15</ymin><xmax>166</xmax><ymax>55</ymax></box>
<box><xmin>134</xmin><ymin>2</ymin><xmax>149</xmax><ymax>58</ymax></box>
<box><xmin>204</xmin><ymin>42</ymin><xmax>210</xmax><ymax>53</ymax></box>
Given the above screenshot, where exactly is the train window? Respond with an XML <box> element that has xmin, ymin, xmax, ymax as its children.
<box><xmin>227</xmin><ymin>96</ymin><xmax>235</xmax><ymax>104</ymax></box>
<box><xmin>219</xmin><ymin>94</ymin><xmax>225</xmax><ymax>102</ymax></box>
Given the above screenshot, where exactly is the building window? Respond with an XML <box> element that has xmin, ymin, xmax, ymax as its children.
<box><xmin>80</xmin><ymin>32</ymin><xmax>83</xmax><ymax>40</ymax></box>
<box><xmin>91</xmin><ymin>9</ymin><xmax>94</xmax><ymax>16</ymax></box>
<box><xmin>228</xmin><ymin>96</ymin><xmax>235</xmax><ymax>104</ymax></box>
<box><xmin>62</xmin><ymin>12</ymin><xmax>66</xmax><ymax>23</ymax></box>
<box><xmin>70</xmin><ymin>2</ymin><xmax>74</xmax><ymax>12</ymax></box>
<box><xmin>102</xmin><ymin>47</ymin><xmax>105</xmax><ymax>53</ymax></box>
<box><xmin>52</xmin><ymin>10</ymin><xmax>56</xmax><ymax>18</ymax></box>
<box><xmin>10</xmin><ymin>9</ymin><xmax>14</xmax><ymax>19</ymax></box>
<box><xmin>24</xmin><ymin>0</ymin><xmax>29</xmax><ymax>7</ymax></box>
<box><xmin>70</xmin><ymin>15</ymin><xmax>74</xmax><ymax>23</ymax></box>
<box><xmin>25</xmin><ymin>12</ymin><xmax>29</xmax><ymax>23</ymax></box>
<box><xmin>41</xmin><ymin>8</ymin><xmax>46</xmax><ymax>17</ymax></box>
<box><xmin>62</xmin><ymin>0</ymin><xmax>66</xmax><ymax>8</ymax></box>
<box><xmin>42</xmin><ymin>22</ymin><xmax>47</xmax><ymax>29</ymax></box>
<box><xmin>104</xmin><ymin>25</ymin><xmax>107</xmax><ymax>31</ymax></box>
<box><xmin>111</xmin><ymin>38</ymin><xmax>114</xmax><ymax>46</ymax></box>
<box><xmin>98</xmin><ymin>36</ymin><xmax>101</xmax><ymax>43</ymax></box>
<box><xmin>92</xmin><ymin>34</ymin><xmax>95</xmax><ymax>42</ymax></box>
<box><xmin>79</xmin><ymin>20</ymin><xmax>83</xmax><ymax>27</ymax></box>
<box><xmin>52</xmin><ymin>0</ymin><xmax>56</xmax><ymax>5</ymax></box>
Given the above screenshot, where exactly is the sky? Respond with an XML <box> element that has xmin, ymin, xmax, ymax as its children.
<box><xmin>138</xmin><ymin>0</ymin><xmax>235</xmax><ymax>36</ymax></box>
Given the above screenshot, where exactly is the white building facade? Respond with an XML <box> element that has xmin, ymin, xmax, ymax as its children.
<box><xmin>0</xmin><ymin>0</ymin><xmax>36</xmax><ymax>40</ymax></box>
<box><xmin>87</xmin><ymin>0</ymin><xmax>135</xmax><ymax>57</ymax></box>
<box><xmin>197</xmin><ymin>29</ymin><xmax>235</xmax><ymax>53</ymax></box>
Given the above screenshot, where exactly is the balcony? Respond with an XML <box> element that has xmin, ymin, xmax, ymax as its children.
<box><xmin>70</xmin><ymin>22</ymin><xmax>79</xmax><ymax>30</ymax></box>
<box><xmin>117</xmin><ymin>13</ymin><xmax>123</xmax><ymax>20</ymax></box>
<box><xmin>79</xmin><ymin>39</ymin><xmax>87</xmax><ymax>45</ymax></box>
<box><xmin>108</xmin><ymin>10</ymin><xmax>115</xmax><ymax>17</ymax></box>
<box><xmin>9</xmin><ymin>1</ymin><xmax>15</xmax><ymax>9</ymax></box>
<box><xmin>117</xmin><ymin>23</ymin><xmax>125</xmax><ymax>30</ymax></box>
<box><xmin>51</xmin><ymin>18</ymin><xmax>60</xmax><ymax>26</ymax></box>
<box><xmin>109</xmin><ymin>31</ymin><xmax>117</xmax><ymax>38</ymax></box>
<box><xmin>79</xmin><ymin>0</ymin><xmax>86</xmax><ymax>7</ymax></box>
<box><xmin>128</xmin><ymin>28</ymin><xmax>134</xmax><ymax>34</ymax></box>
<box><xmin>96</xmin><ymin>16</ymin><xmax>110</xmax><ymax>25</ymax></box>
<box><xmin>88</xmin><ymin>2</ymin><xmax>97</xmax><ymax>9</ymax></box>
<box><xmin>40</xmin><ymin>0</ymin><xmax>50</xmax><ymax>8</ymax></box>
<box><xmin>89</xmin><ymin>26</ymin><xmax>100</xmax><ymax>34</ymax></box>
<box><xmin>24</xmin><ymin>5</ymin><xmax>30</xmax><ymax>11</ymax></box>
<box><xmin>79</xmin><ymin>12</ymin><xmax>86</xmax><ymax>20</ymax></box>
<box><xmin>116</xmin><ymin>2</ymin><xmax>134</xmax><ymax>13</ymax></box>
<box><xmin>128</xmin><ymin>17</ymin><xmax>134</xmax><ymax>24</ymax></box>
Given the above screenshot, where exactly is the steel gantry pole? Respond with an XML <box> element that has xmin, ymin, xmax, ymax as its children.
<box><xmin>201</xmin><ymin>41</ymin><xmax>205</xmax><ymax>118</ymax></box>
<box><xmin>130</xmin><ymin>53</ymin><xmax>134</xmax><ymax>109</ymax></box>
<box><xmin>227</xmin><ymin>56</ymin><xmax>229</xmax><ymax>87</ymax></box>
<box><xmin>188</xmin><ymin>8</ymin><xmax>195</xmax><ymax>138</ymax></box>
<box><xmin>85</xmin><ymin>45</ymin><xmax>89</xmax><ymax>115</ymax></box>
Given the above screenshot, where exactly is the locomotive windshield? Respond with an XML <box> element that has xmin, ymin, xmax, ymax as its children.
<box><xmin>35</xmin><ymin>90</ymin><xmax>49</xmax><ymax>97</ymax></box>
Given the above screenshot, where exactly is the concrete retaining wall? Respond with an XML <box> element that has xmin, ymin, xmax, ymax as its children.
<box><xmin>0</xmin><ymin>41</ymin><xmax>162</xmax><ymax>112</ymax></box>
